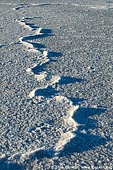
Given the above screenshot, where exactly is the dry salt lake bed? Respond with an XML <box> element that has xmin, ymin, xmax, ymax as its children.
<box><xmin>0</xmin><ymin>0</ymin><xmax>113</xmax><ymax>169</ymax></box>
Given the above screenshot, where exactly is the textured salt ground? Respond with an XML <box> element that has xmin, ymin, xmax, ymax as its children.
<box><xmin>0</xmin><ymin>0</ymin><xmax>113</xmax><ymax>169</ymax></box>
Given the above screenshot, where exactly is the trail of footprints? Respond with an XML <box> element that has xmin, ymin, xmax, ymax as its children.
<box><xmin>13</xmin><ymin>2</ymin><xmax>113</xmax><ymax>11</ymax></box>
<box><xmin>16</xmin><ymin>17</ymin><xmax>80</xmax><ymax>158</ymax></box>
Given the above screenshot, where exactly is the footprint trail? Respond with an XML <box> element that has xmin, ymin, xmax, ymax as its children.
<box><xmin>16</xmin><ymin>16</ymin><xmax>80</xmax><ymax>158</ymax></box>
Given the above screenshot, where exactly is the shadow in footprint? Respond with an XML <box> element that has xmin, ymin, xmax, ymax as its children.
<box><xmin>15</xmin><ymin>4</ymin><xmax>30</xmax><ymax>10</ymax></box>
<box><xmin>22</xmin><ymin>29</ymin><xmax>53</xmax><ymax>41</ymax></box>
<box><xmin>40</xmin><ymin>28</ymin><xmax>52</xmax><ymax>34</ymax></box>
<box><xmin>35</xmin><ymin>86</ymin><xmax>58</xmax><ymax>98</ymax></box>
<box><xmin>38</xmin><ymin>3</ymin><xmax>51</xmax><ymax>7</ymax></box>
<box><xmin>30</xmin><ymin>42</ymin><xmax>46</xmax><ymax>49</ymax></box>
<box><xmin>23</xmin><ymin>17</ymin><xmax>33</xmax><ymax>20</ymax></box>
<box><xmin>48</xmin><ymin>51</ymin><xmax>63</xmax><ymax>58</ymax></box>
<box><xmin>32</xmin><ymin>60</ymin><xmax>53</xmax><ymax>74</ymax></box>
<box><xmin>22</xmin><ymin>149</ymin><xmax>54</xmax><ymax>166</ymax></box>
<box><xmin>0</xmin><ymin>158</ymin><xmax>23</xmax><ymax>170</ymax></box>
<box><xmin>0</xmin><ymin>44</ymin><xmax>5</xmax><ymax>48</ymax></box>
<box><xmin>60</xmin><ymin>133</ymin><xmax>108</xmax><ymax>156</ymax></box>
<box><xmin>69</xmin><ymin>98</ymin><xmax>86</xmax><ymax>105</ymax></box>
<box><xmin>73</xmin><ymin>107</ymin><xmax>106</xmax><ymax>125</ymax></box>
<box><xmin>59</xmin><ymin>107</ymin><xmax>109</xmax><ymax>156</ymax></box>
<box><xmin>28</xmin><ymin>149</ymin><xmax>54</xmax><ymax>160</ymax></box>
<box><xmin>59</xmin><ymin>76</ymin><xmax>84</xmax><ymax>85</ymax></box>
<box><xmin>25</xmin><ymin>23</ymin><xmax>39</xmax><ymax>29</ymax></box>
